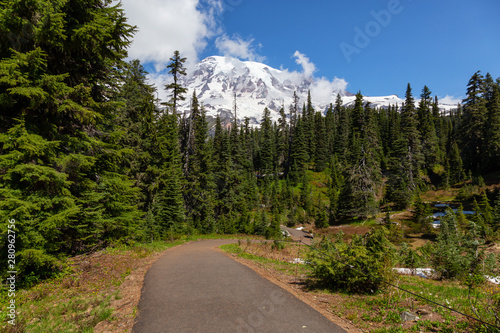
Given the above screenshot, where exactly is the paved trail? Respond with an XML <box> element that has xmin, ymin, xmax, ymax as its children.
<box><xmin>281</xmin><ymin>226</ymin><xmax>314</xmax><ymax>245</ymax></box>
<box><xmin>133</xmin><ymin>239</ymin><xmax>346</xmax><ymax>333</ymax></box>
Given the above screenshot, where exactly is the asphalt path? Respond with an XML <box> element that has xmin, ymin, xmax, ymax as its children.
<box><xmin>281</xmin><ymin>226</ymin><xmax>314</xmax><ymax>245</ymax></box>
<box><xmin>132</xmin><ymin>239</ymin><xmax>346</xmax><ymax>333</ymax></box>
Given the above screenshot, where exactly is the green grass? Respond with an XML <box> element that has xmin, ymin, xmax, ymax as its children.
<box><xmin>220</xmin><ymin>243</ymin><xmax>244</xmax><ymax>254</ymax></box>
<box><xmin>308</xmin><ymin>170</ymin><xmax>329</xmax><ymax>204</ymax></box>
<box><xmin>1</xmin><ymin>291</ymin><xmax>116</xmax><ymax>333</ymax></box>
<box><xmin>348</xmin><ymin>218</ymin><xmax>379</xmax><ymax>227</ymax></box>
<box><xmin>220</xmin><ymin>243</ymin><xmax>311</xmax><ymax>276</ymax></box>
<box><xmin>397</xmin><ymin>275</ymin><xmax>496</xmax><ymax>319</ymax></box>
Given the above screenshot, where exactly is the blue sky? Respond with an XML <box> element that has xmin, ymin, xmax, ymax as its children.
<box><xmin>121</xmin><ymin>0</ymin><xmax>500</xmax><ymax>103</ymax></box>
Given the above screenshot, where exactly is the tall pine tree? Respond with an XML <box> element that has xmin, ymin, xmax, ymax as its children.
<box><xmin>461</xmin><ymin>71</ymin><xmax>488</xmax><ymax>171</ymax></box>
<box><xmin>164</xmin><ymin>50</ymin><xmax>187</xmax><ymax>115</ymax></box>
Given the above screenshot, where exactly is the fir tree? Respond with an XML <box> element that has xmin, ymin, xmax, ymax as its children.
<box><xmin>383</xmin><ymin>105</ymin><xmax>401</xmax><ymax>170</ymax></box>
<box><xmin>362</xmin><ymin>102</ymin><xmax>383</xmax><ymax>189</ymax></box>
<box><xmin>461</xmin><ymin>71</ymin><xmax>488</xmax><ymax>171</ymax></box>
<box><xmin>400</xmin><ymin>83</ymin><xmax>423</xmax><ymax>172</ymax></box>
<box><xmin>412</xmin><ymin>195</ymin><xmax>432</xmax><ymax>233</ymax></box>
<box><xmin>387</xmin><ymin>147</ymin><xmax>416</xmax><ymax>209</ymax></box>
<box><xmin>479</xmin><ymin>192</ymin><xmax>493</xmax><ymax>228</ymax></box>
<box><xmin>492</xmin><ymin>192</ymin><xmax>500</xmax><ymax>232</ymax></box>
<box><xmin>305</xmin><ymin>90</ymin><xmax>316</xmax><ymax>162</ymax></box>
<box><xmin>288</xmin><ymin>91</ymin><xmax>299</xmax><ymax>131</ymax></box>
<box><xmin>431</xmin><ymin>95</ymin><xmax>446</xmax><ymax>158</ymax></box>
<box><xmin>335</xmin><ymin>99</ymin><xmax>350</xmax><ymax>161</ymax></box>
<box><xmin>313</xmin><ymin>111</ymin><xmax>328</xmax><ymax>172</ymax></box>
<box><xmin>289</xmin><ymin>116</ymin><xmax>308</xmax><ymax>183</ymax></box>
<box><xmin>325</xmin><ymin>103</ymin><xmax>336</xmax><ymax>155</ymax></box>
<box><xmin>471</xmin><ymin>197</ymin><xmax>489</xmax><ymax>238</ymax></box>
<box><xmin>484</xmin><ymin>73</ymin><xmax>496</xmax><ymax>106</ymax></box>
<box><xmin>315</xmin><ymin>197</ymin><xmax>329</xmax><ymax>229</ymax></box>
<box><xmin>418</xmin><ymin>86</ymin><xmax>439</xmax><ymax>169</ymax></box>
<box><xmin>484</xmin><ymin>83</ymin><xmax>500</xmax><ymax>172</ymax></box>
<box><xmin>183</xmin><ymin>93</ymin><xmax>216</xmax><ymax>232</ymax></box>
<box><xmin>277</xmin><ymin>106</ymin><xmax>289</xmax><ymax>169</ymax></box>
<box><xmin>0</xmin><ymin>0</ymin><xmax>140</xmax><ymax>280</ymax></box>
<box><xmin>327</xmin><ymin>156</ymin><xmax>343</xmax><ymax>225</ymax></box>
<box><xmin>351</xmin><ymin>91</ymin><xmax>364</xmax><ymax>134</ymax></box>
<box><xmin>334</xmin><ymin>93</ymin><xmax>343</xmax><ymax>120</ymax></box>
<box><xmin>153</xmin><ymin>106</ymin><xmax>185</xmax><ymax>234</ymax></box>
<box><xmin>449</xmin><ymin>141</ymin><xmax>464</xmax><ymax>184</ymax></box>
<box><xmin>164</xmin><ymin>50</ymin><xmax>187</xmax><ymax>115</ymax></box>
<box><xmin>212</xmin><ymin>115</ymin><xmax>224</xmax><ymax>167</ymax></box>
<box><xmin>258</xmin><ymin>108</ymin><xmax>275</xmax><ymax>176</ymax></box>
<box><xmin>0</xmin><ymin>120</ymin><xmax>80</xmax><ymax>254</ymax></box>
<box><xmin>338</xmin><ymin>148</ymin><xmax>379</xmax><ymax>221</ymax></box>
<box><xmin>113</xmin><ymin>60</ymin><xmax>158</xmax><ymax>210</ymax></box>
<box><xmin>387</xmin><ymin>84</ymin><xmax>422</xmax><ymax>208</ymax></box>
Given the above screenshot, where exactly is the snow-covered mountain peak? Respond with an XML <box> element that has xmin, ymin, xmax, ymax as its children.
<box><xmin>178</xmin><ymin>56</ymin><xmax>459</xmax><ymax>123</ymax></box>
<box><xmin>179</xmin><ymin>56</ymin><xmax>330</xmax><ymax>123</ymax></box>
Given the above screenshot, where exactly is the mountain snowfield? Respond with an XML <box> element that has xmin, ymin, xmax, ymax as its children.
<box><xmin>177</xmin><ymin>56</ymin><xmax>459</xmax><ymax>123</ymax></box>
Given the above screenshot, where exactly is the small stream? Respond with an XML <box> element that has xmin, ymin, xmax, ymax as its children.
<box><xmin>431</xmin><ymin>203</ymin><xmax>475</xmax><ymax>228</ymax></box>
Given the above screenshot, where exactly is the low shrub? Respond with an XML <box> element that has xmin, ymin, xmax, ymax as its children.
<box><xmin>307</xmin><ymin>227</ymin><xmax>396</xmax><ymax>294</ymax></box>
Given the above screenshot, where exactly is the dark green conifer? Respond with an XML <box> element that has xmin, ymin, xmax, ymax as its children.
<box><xmin>313</xmin><ymin>112</ymin><xmax>328</xmax><ymax>172</ymax></box>
<box><xmin>492</xmin><ymin>192</ymin><xmax>500</xmax><ymax>232</ymax></box>
<box><xmin>418</xmin><ymin>86</ymin><xmax>439</xmax><ymax>169</ymax></box>
<box><xmin>327</xmin><ymin>156</ymin><xmax>343</xmax><ymax>225</ymax></box>
<box><xmin>259</xmin><ymin>108</ymin><xmax>275</xmax><ymax>176</ymax></box>
<box><xmin>401</xmin><ymin>83</ymin><xmax>423</xmax><ymax>171</ymax></box>
<box><xmin>305</xmin><ymin>91</ymin><xmax>316</xmax><ymax>162</ymax></box>
<box><xmin>484</xmin><ymin>83</ymin><xmax>500</xmax><ymax>171</ymax></box>
<box><xmin>351</xmin><ymin>91</ymin><xmax>364</xmax><ymax>134</ymax></box>
<box><xmin>164</xmin><ymin>50</ymin><xmax>187</xmax><ymax>115</ymax></box>
<box><xmin>461</xmin><ymin>71</ymin><xmax>488</xmax><ymax>171</ymax></box>
<box><xmin>338</xmin><ymin>149</ymin><xmax>379</xmax><ymax>221</ymax></box>
<box><xmin>335</xmin><ymin>100</ymin><xmax>350</xmax><ymax>161</ymax></box>
<box><xmin>325</xmin><ymin>103</ymin><xmax>336</xmax><ymax>155</ymax></box>
<box><xmin>277</xmin><ymin>106</ymin><xmax>289</xmax><ymax>169</ymax></box>
<box><xmin>449</xmin><ymin>141</ymin><xmax>464</xmax><ymax>184</ymax></box>
<box><xmin>114</xmin><ymin>60</ymin><xmax>158</xmax><ymax>210</ymax></box>
<box><xmin>183</xmin><ymin>93</ymin><xmax>216</xmax><ymax>232</ymax></box>
<box><xmin>289</xmin><ymin>116</ymin><xmax>308</xmax><ymax>183</ymax></box>
<box><xmin>0</xmin><ymin>0</ymin><xmax>140</xmax><ymax>280</ymax></box>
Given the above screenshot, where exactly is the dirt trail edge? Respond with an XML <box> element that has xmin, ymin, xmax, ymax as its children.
<box><xmin>132</xmin><ymin>239</ymin><xmax>348</xmax><ymax>333</ymax></box>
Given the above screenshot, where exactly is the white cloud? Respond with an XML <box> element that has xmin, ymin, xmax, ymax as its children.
<box><xmin>283</xmin><ymin>51</ymin><xmax>347</xmax><ymax>104</ymax></box>
<box><xmin>146</xmin><ymin>72</ymin><xmax>172</xmax><ymax>106</ymax></box>
<box><xmin>119</xmin><ymin>0</ymin><xmax>223</xmax><ymax>71</ymax></box>
<box><xmin>293</xmin><ymin>51</ymin><xmax>316</xmax><ymax>78</ymax></box>
<box><xmin>276</xmin><ymin>67</ymin><xmax>306</xmax><ymax>86</ymax></box>
<box><xmin>215</xmin><ymin>34</ymin><xmax>265</xmax><ymax>62</ymax></box>
<box><xmin>311</xmin><ymin>77</ymin><xmax>348</xmax><ymax>105</ymax></box>
<box><xmin>439</xmin><ymin>95</ymin><xmax>463</xmax><ymax>105</ymax></box>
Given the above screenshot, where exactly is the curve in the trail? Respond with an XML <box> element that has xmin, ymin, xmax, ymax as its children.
<box><xmin>133</xmin><ymin>239</ymin><xmax>346</xmax><ymax>333</ymax></box>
